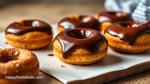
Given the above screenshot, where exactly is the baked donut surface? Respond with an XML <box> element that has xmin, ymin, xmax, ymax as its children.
<box><xmin>5</xmin><ymin>19</ymin><xmax>53</xmax><ymax>49</ymax></box>
<box><xmin>104</xmin><ymin>21</ymin><xmax>150</xmax><ymax>53</ymax></box>
<box><xmin>58</xmin><ymin>15</ymin><xmax>100</xmax><ymax>33</ymax></box>
<box><xmin>53</xmin><ymin>28</ymin><xmax>108</xmax><ymax>65</ymax></box>
<box><xmin>0</xmin><ymin>48</ymin><xmax>39</xmax><ymax>84</ymax></box>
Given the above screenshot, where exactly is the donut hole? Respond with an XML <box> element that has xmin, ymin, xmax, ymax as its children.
<box><xmin>66</xmin><ymin>29</ymin><xmax>92</xmax><ymax>39</ymax></box>
<box><xmin>108</xmin><ymin>12</ymin><xmax>117</xmax><ymax>15</ymax></box>
<box><xmin>118</xmin><ymin>23</ymin><xmax>130</xmax><ymax>28</ymax></box>
<box><xmin>0</xmin><ymin>49</ymin><xmax>18</xmax><ymax>63</ymax></box>
<box><xmin>108</xmin><ymin>12</ymin><xmax>127</xmax><ymax>17</ymax></box>
<box><xmin>118</xmin><ymin>22</ymin><xmax>140</xmax><ymax>28</ymax></box>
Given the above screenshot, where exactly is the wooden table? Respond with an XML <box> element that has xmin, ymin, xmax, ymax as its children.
<box><xmin>0</xmin><ymin>3</ymin><xmax>150</xmax><ymax>84</ymax></box>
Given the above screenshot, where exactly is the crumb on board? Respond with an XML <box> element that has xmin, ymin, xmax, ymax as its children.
<box><xmin>5</xmin><ymin>42</ymin><xmax>8</xmax><ymax>44</ymax></box>
<box><xmin>61</xmin><ymin>65</ymin><xmax>65</xmax><ymax>67</ymax></box>
<box><xmin>47</xmin><ymin>54</ymin><xmax>54</xmax><ymax>56</ymax></box>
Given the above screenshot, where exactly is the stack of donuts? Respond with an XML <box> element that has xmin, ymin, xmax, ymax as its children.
<box><xmin>0</xmin><ymin>10</ymin><xmax>150</xmax><ymax>83</ymax></box>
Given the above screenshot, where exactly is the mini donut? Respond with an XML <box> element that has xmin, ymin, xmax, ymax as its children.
<box><xmin>58</xmin><ymin>15</ymin><xmax>100</xmax><ymax>33</ymax></box>
<box><xmin>104</xmin><ymin>21</ymin><xmax>150</xmax><ymax>53</ymax></box>
<box><xmin>53</xmin><ymin>28</ymin><xmax>108</xmax><ymax>65</ymax></box>
<box><xmin>0</xmin><ymin>48</ymin><xmax>39</xmax><ymax>84</ymax></box>
<box><xmin>5</xmin><ymin>19</ymin><xmax>53</xmax><ymax>49</ymax></box>
<box><xmin>96</xmin><ymin>11</ymin><xmax>130</xmax><ymax>34</ymax></box>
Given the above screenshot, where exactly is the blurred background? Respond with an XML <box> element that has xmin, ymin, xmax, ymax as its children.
<box><xmin>0</xmin><ymin>0</ymin><xmax>104</xmax><ymax>27</ymax></box>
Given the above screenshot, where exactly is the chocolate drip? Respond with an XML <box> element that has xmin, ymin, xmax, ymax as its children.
<box><xmin>97</xmin><ymin>11</ymin><xmax>131</xmax><ymax>23</ymax></box>
<box><xmin>55</xmin><ymin>28</ymin><xmax>105</xmax><ymax>58</ymax></box>
<box><xmin>5</xmin><ymin>20</ymin><xmax>52</xmax><ymax>35</ymax></box>
<box><xmin>59</xmin><ymin>15</ymin><xmax>100</xmax><ymax>30</ymax></box>
<box><xmin>106</xmin><ymin>21</ymin><xmax>150</xmax><ymax>45</ymax></box>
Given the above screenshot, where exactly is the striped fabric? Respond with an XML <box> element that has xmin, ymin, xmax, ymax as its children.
<box><xmin>105</xmin><ymin>0</ymin><xmax>139</xmax><ymax>13</ymax></box>
<box><xmin>105</xmin><ymin>0</ymin><xmax>150</xmax><ymax>23</ymax></box>
<box><xmin>132</xmin><ymin>0</ymin><xmax>150</xmax><ymax>23</ymax></box>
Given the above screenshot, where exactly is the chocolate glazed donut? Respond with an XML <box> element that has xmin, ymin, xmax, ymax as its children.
<box><xmin>53</xmin><ymin>28</ymin><xmax>108</xmax><ymax>65</ymax></box>
<box><xmin>104</xmin><ymin>21</ymin><xmax>150</xmax><ymax>53</ymax></box>
<box><xmin>58</xmin><ymin>15</ymin><xmax>100</xmax><ymax>33</ymax></box>
<box><xmin>96</xmin><ymin>11</ymin><xmax>131</xmax><ymax>23</ymax></box>
<box><xmin>56</xmin><ymin>28</ymin><xmax>105</xmax><ymax>58</ymax></box>
<box><xmin>96</xmin><ymin>11</ymin><xmax>131</xmax><ymax>34</ymax></box>
<box><xmin>5</xmin><ymin>19</ymin><xmax>52</xmax><ymax>35</ymax></box>
<box><xmin>5</xmin><ymin>19</ymin><xmax>53</xmax><ymax>49</ymax></box>
<box><xmin>106</xmin><ymin>21</ymin><xmax>150</xmax><ymax>44</ymax></box>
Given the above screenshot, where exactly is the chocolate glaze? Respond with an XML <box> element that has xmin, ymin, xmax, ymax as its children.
<box><xmin>54</xmin><ymin>28</ymin><xmax>106</xmax><ymax>58</ymax></box>
<box><xmin>58</xmin><ymin>15</ymin><xmax>100</xmax><ymax>30</ymax></box>
<box><xmin>106</xmin><ymin>21</ymin><xmax>150</xmax><ymax>45</ymax></box>
<box><xmin>97</xmin><ymin>11</ymin><xmax>131</xmax><ymax>23</ymax></box>
<box><xmin>5</xmin><ymin>20</ymin><xmax>52</xmax><ymax>35</ymax></box>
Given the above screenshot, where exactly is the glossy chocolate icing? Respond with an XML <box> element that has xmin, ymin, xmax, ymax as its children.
<box><xmin>106</xmin><ymin>21</ymin><xmax>150</xmax><ymax>45</ymax></box>
<box><xmin>97</xmin><ymin>11</ymin><xmax>131</xmax><ymax>23</ymax></box>
<box><xmin>59</xmin><ymin>15</ymin><xmax>100</xmax><ymax>30</ymax></box>
<box><xmin>55</xmin><ymin>28</ymin><xmax>106</xmax><ymax>58</ymax></box>
<box><xmin>5</xmin><ymin>20</ymin><xmax>52</xmax><ymax>35</ymax></box>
